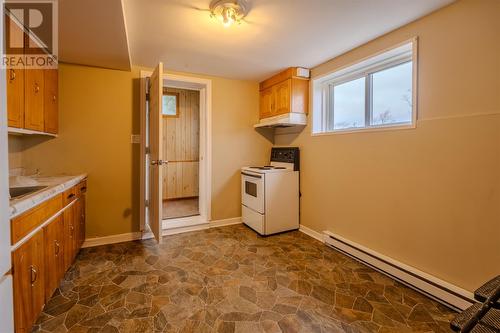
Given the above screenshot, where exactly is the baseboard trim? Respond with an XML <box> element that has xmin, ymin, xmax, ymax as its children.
<box><xmin>299</xmin><ymin>224</ymin><xmax>325</xmax><ymax>243</ymax></box>
<box><xmin>83</xmin><ymin>217</ymin><xmax>244</xmax><ymax>247</ymax></box>
<box><xmin>210</xmin><ymin>217</ymin><xmax>242</xmax><ymax>228</ymax></box>
<box><xmin>323</xmin><ymin>230</ymin><xmax>474</xmax><ymax>311</ymax></box>
<box><xmin>162</xmin><ymin>222</ymin><xmax>209</xmax><ymax>236</ymax></box>
<box><xmin>82</xmin><ymin>232</ymin><xmax>144</xmax><ymax>248</ymax></box>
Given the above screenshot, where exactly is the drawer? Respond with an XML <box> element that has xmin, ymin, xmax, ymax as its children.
<box><xmin>77</xmin><ymin>180</ymin><xmax>87</xmax><ymax>195</ymax></box>
<box><xmin>242</xmin><ymin>205</ymin><xmax>265</xmax><ymax>235</ymax></box>
<box><xmin>62</xmin><ymin>186</ymin><xmax>78</xmax><ymax>205</ymax></box>
<box><xmin>11</xmin><ymin>194</ymin><xmax>63</xmax><ymax>245</ymax></box>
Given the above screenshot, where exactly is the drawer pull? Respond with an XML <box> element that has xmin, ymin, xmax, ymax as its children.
<box><xmin>80</xmin><ymin>187</ymin><xmax>87</xmax><ymax>193</ymax></box>
<box><xmin>30</xmin><ymin>265</ymin><xmax>38</xmax><ymax>285</ymax></box>
<box><xmin>55</xmin><ymin>241</ymin><xmax>60</xmax><ymax>255</ymax></box>
<box><xmin>67</xmin><ymin>193</ymin><xmax>75</xmax><ymax>200</ymax></box>
<box><xmin>9</xmin><ymin>69</ymin><xmax>16</xmax><ymax>81</ymax></box>
<box><xmin>52</xmin><ymin>95</ymin><xmax>56</xmax><ymax>102</ymax></box>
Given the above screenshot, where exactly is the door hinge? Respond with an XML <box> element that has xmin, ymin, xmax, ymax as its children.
<box><xmin>146</xmin><ymin>92</ymin><xmax>150</xmax><ymax>101</ymax></box>
<box><xmin>145</xmin><ymin>200</ymin><xmax>150</xmax><ymax>207</ymax></box>
<box><xmin>145</xmin><ymin>146</ymin><xmax>150</xmax><ymax>154</ymax></box>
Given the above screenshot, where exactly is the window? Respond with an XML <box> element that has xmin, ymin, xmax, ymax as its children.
<box><xmin>162</xmin><ymin>92</ymin><xmax>179</xmax><ymax>117</ymax></box>
<box><xmin>312</xmin><ymin>39</ymin><xmax>417</xmax><ymax>134</ymax></box>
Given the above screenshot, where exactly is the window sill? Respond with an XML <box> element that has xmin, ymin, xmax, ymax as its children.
<box><xmin>311</xmin><ymin>123</ymin><xmax>416</xmax><ymax>136</ymax></box>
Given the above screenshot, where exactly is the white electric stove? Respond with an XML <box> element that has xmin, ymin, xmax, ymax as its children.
<box><xmin>241</xmin><ymin>147</ymin><xmax>300</xmax><ymax>235</ymax></box>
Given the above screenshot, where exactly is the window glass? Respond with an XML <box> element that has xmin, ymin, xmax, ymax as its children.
<box><xmin>162</xmin><ymin>94</ymin><xmax>177</xmax><ymax>116</ymax></box>
<box><xmin>333</xmin><ymin>77</ymin><xmax>366</xmax><ymax>130</ymax></box>
<box><xmin>311</xmin><ymin>40</ymin><xmax>416</xmax><ymax>134</ymax></box>
<box><xmin>372</xmin><ymin>62</ymin><xmax>413</xmax><ymax>126</ymax></box>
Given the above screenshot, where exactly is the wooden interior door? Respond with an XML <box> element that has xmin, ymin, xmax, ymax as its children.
<box><xmin>148</xmin><ymin>63</ymin><xmax>164</xmax><ymax>243</ymax></box>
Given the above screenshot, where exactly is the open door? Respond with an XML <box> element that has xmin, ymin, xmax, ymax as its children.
<box><xmin>148</xmin><ymin>63</ymin><xmax>164</xmax><ymax>242</ymax></box>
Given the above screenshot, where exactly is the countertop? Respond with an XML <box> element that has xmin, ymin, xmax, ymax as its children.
<box><xmin>9</xmin><ymin>174</ymin><xmax>87</xmax><ymax>219</ymax></box>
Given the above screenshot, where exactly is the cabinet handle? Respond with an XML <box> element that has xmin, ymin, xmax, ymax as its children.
<box><xmin>52</xmin><ymin>95</ymin><xmax>56</xmax><ymax>102</ymax></box>
<box><xmin>9</xmin><ymin>69</ymin><xmax>16</xmax><ymax>81</ymax></box>
<box><xmin>34</xmin><ymin>83</ymin><xmax>40</xmax><ymax>93</ymax></box>
<box><xmin>30</xmin><ymin>265</ymin><xmax>38</xmax><ymax>285</ymax></box>
<box><xmin>55</xmin><ymin>241</ymin><xmax>60</xmax><ymax>255</ymax></box>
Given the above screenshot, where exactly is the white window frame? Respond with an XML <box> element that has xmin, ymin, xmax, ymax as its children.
<box><xmin>312</xmin><ymin>37</ymin><xmax>418</xmax><ymax>135</ymax></box>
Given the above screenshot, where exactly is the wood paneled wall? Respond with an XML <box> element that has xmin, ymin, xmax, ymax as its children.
<box><xmin>162</xmin><ymin>88</ymin><xmax>200</xmax><ymax>199</ymax></box>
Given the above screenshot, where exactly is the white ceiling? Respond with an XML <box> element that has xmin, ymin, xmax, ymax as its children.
<box><xmin>59</xmin><ymin>0</ymin><xmax>131</xmax><ymax>71</ymax></box>
<box><xmin>123</xmin><ymin>0</ymin><xmax>454</xmax><ymax>80</ymax></box>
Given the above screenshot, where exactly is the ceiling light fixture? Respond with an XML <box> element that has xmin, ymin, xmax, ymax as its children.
<box><xmin>209</xmin><ymin>0</ymin><xmax>250</xmax><ymax>28</ymax></box>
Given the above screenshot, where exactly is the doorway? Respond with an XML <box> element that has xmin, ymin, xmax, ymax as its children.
<box><xmin>140</xmin><ymin>68</ymin><xmax>212</xmax><ymax>241</ymax></box>
<box><xmin>162</xmin><ymin>87</ymin><xmax>200</xmax><ymax>220</ymax></box>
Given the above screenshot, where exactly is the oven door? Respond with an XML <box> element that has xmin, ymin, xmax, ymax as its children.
<box><xmin>241</xmin><ymin>171</ymin><xmax>264</xmax><ymax>214</ymax></box>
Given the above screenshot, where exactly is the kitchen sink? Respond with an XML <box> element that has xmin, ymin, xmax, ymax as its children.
<box><xmin>9</xmin><ymin>186</ymin><xmax>48</xmax><ymax>199</ymax></box>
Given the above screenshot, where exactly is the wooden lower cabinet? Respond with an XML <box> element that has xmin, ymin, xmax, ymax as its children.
<box><xmin>63</xmin><ymin>201</ymin><xmax>78</xmax><ymax>269</ymax></box>
<box><xmin>12</xmin><ymin>180</ymin><xmax>87</xmax><ymax>332</ymax></box>
<box><xmin>43</xmin><ymin>216</ymin><xmax>64</xmax><ymax>301</ymax></box>
<box><xmin>12</xmin><ymin>230</ymin><xmax>45</xmax><ymax>333</ymax></box>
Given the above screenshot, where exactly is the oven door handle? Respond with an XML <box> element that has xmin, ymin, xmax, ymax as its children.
<box><xmin>241</xmin><ymin>172</ymin><xmax>262</xmax><ymax>179</ymax></box>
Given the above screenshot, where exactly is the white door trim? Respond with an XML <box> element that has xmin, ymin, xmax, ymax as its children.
<box><xmin>140</xmin><ymin>70</ymin><xmax>212</xmax><ymax>230</ymax></box>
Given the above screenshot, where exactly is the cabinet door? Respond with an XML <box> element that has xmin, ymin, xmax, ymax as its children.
<box><xmin>6</xmin><ymin>15</ymin><xmax>25</xmax><ymax>128</ymax></box>
<box><xmin>63</xmin><ymin>204</ymin><xmax>76</xmax><ymax>271</ymax></box>
<box><xmin>43</xmin><ymin>216</ymin><xmax>64</xmax><ymax>300</ymax></box>
<box><xmin>73</xmin><ymin>199</ymin><xmax>81</xmax><ymax>256</ymax></box>
<box><xmin>24</xmin><ymin>69</ymin><xmax>45</xmax><ymax>131</ymax></box>
<box><xmin>78</xmin><ymin>194</ymin><xmax>86</xmax><ymax>249</ymax></box>
<box><xmin>43</xmin><ymin>69</ymin><xmax>58</xmax><ymax>134</ymax></box>
<box><xmin>273</xmin><ymin>79</ymin><xmax>291</xmax><ymax>116</ymax></box>
<box><xmin>12</xmin><ymin>231</ymin><xmax>45</xmax><ymax>332</ymax></box>
<box><xmin>259</xmin><ymin>87</ymin><xmax>274</xmax><ymax>119</ymax></box>
<box><xmin>7</xmin><ymin>69</ymin><xmax>25</xmax><ymax>128</ymax></box>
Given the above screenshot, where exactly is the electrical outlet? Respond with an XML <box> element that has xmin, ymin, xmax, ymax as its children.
<box><xmin>130</xmin><ymin>134</ymin><xmax>141</xmax><ymax>144</ymax></box>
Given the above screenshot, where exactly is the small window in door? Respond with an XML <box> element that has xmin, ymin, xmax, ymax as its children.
<box><xmin>162</xmin><ymin>92</ymin><xmax>179</xmax><ymax>117</ymax></box>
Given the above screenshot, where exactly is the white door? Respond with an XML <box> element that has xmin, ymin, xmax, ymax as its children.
<box><xmin>148</xmin><ymin>63</ymin><xmax>164</xmax><ymax>242</ymax></box>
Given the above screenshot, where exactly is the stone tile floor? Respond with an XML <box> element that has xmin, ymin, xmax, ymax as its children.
<box><xmin>34</xmin><ymin>225</ymin><xmax>456</xmax><ymax>332</ymax></box>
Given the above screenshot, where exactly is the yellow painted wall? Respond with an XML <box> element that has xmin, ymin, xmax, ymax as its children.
<box><xmin>275</xmin><ymin>0</ymin><xmax>500</xmax><ymax>291</ymax></box>
<box><xmin>7</xmin><ymin>135</ymin><xmax>23</xmax><ymax>170</ymax></box>
<box><xmin>19</xmin><ymin>63</ymin><xmax>272</xmax><ymax>237</ymax></box>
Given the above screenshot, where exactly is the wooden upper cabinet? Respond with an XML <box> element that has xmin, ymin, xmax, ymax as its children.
<box><xmin>5</xmin><ymin>14</ymin><xmax>59</xmax><ymax>134</ymax></box>
<box><xmin>273</xmin><ymin>79</ymin><xmax>292</xmax><ymax>116</ymax></box>
<box><xmin>259</xmin><ymin>87</ymin><xmax>274</xmax><ymax>119</ymax></box>
<box><xmin>7</xmin><ymin>69</ymin><xmax>25</xmax><ymax>128</ymax></box>
<box><xmin>24</xmin><ymin>69</ymin><xmax>45</xmax><ymax>131</ymax></box>
<box><xmin>12</xmin><ymin>230</ymin><xmax>45</xmax><ymax>333</ymax></box>
<box><xmin>43</xmin><ymin>69</ymin><xmax>58</xmax><ymax>134</ymax></box>
<box><xmin>258</xmin><ymin>67</ymin><xmax>310</xmax><ymax>120</ymax></box>
<box><xmin>6</xmin><ymin>15</ymin><xmax>25</xmax><ymax>128</ymax></box>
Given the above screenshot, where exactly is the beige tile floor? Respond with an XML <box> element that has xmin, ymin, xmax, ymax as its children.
<box><xmin>33</xmin><ymin>225</ymin><xmax>456</xmax><ymax>332</ymax></box>
<box><xmin>163</xmin><ymin>198</ymin><xmax>199</xmax><ymax>220</ymax></box>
